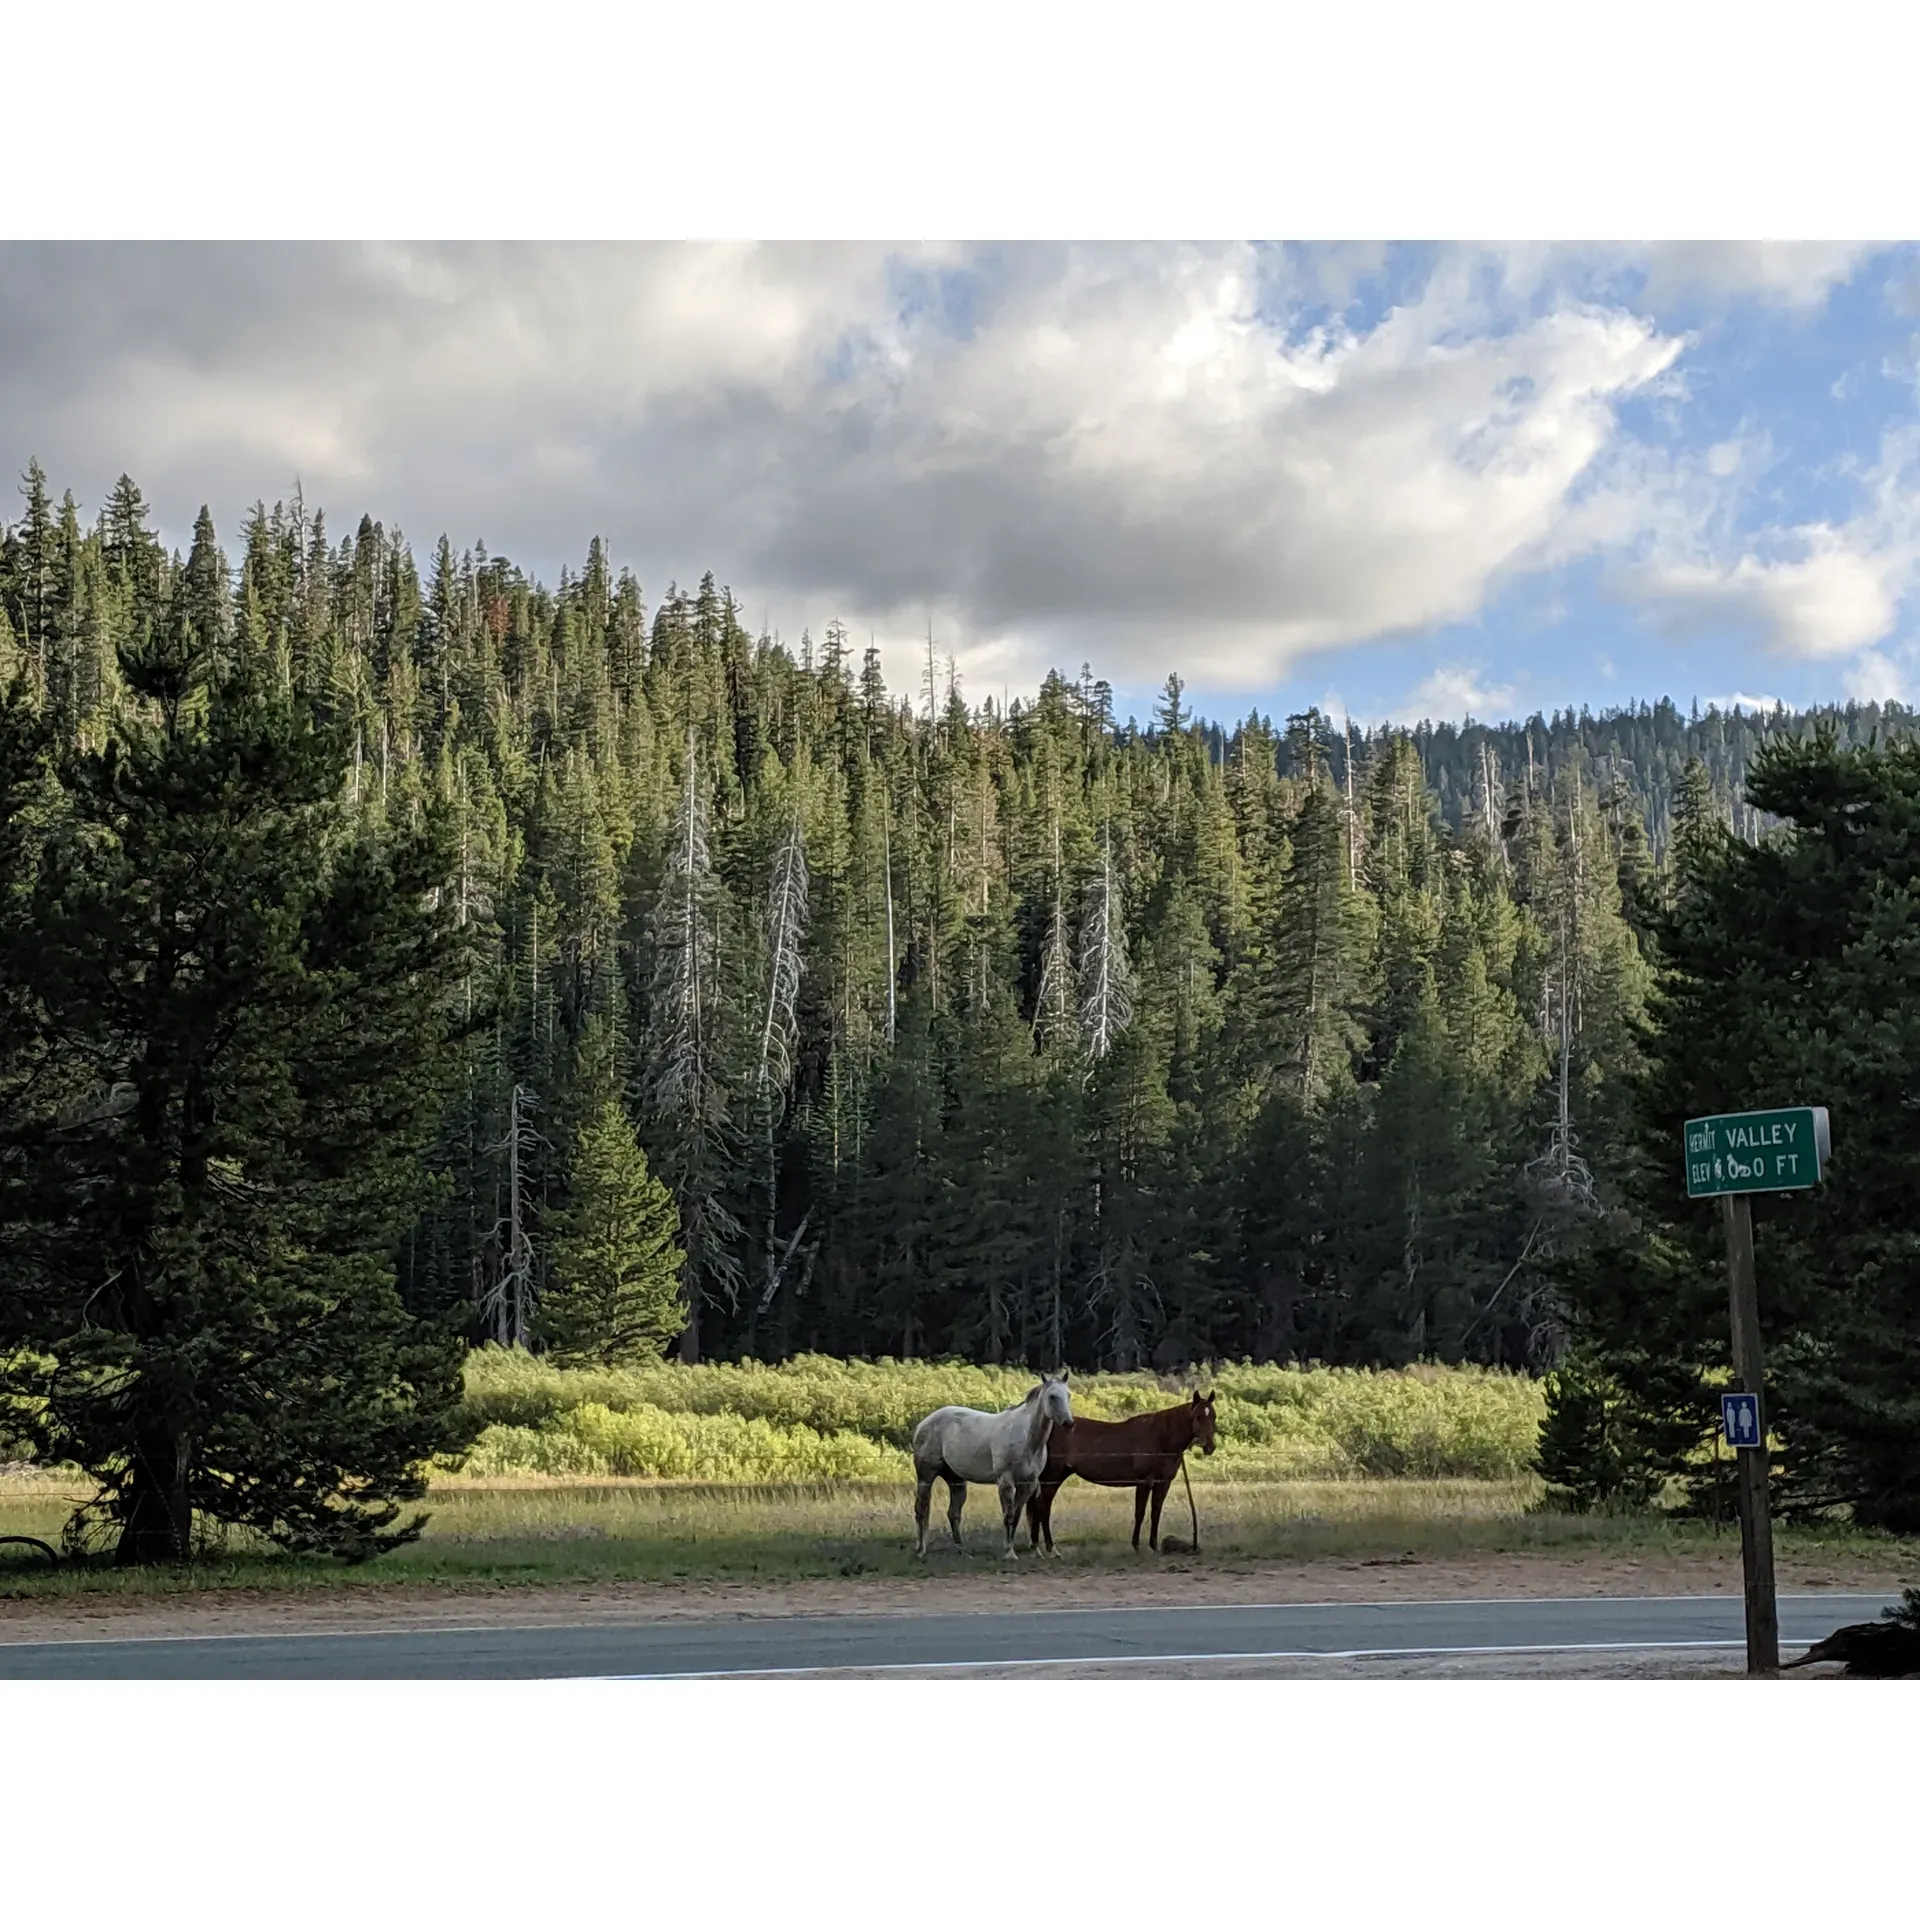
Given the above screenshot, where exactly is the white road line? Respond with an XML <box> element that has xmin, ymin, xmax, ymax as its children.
<box><xmin>586</xmin><ymin>1637</ymin><xmax>1799</xmax><ymax>1679</ymax></box>
<box><xmin>0</xmin><ymin>1592</ymin><xmax>1892</xmax><ymax>1655</ymax></box>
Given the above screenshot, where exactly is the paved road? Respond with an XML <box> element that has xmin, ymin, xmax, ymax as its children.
<box><xmin>0</xmin><ymin>1592</ymin><xmax>1895</xmax><ymax>1679</ymax></box>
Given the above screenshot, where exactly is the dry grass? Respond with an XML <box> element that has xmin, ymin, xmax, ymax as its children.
<box><xmin>4</xmin><ymin>1465</ymin><xmax>1910</xmax><ymax>1603</ymax></box>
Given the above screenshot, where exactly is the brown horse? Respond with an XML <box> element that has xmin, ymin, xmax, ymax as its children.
<box><xmin>1025</xmin><ymin>1389</ymin><xmax>1218</xmax><ymax>1554</ymax></box>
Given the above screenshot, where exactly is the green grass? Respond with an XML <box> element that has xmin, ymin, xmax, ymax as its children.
<box><xmin>4</xmin><ymin>1467</ymin><xmax>1913</xmax><ymax>1602</ymax></box>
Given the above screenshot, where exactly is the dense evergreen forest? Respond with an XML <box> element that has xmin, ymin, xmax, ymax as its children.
<box><xmin>4</xmin><ymin>462</ymin><xmax>1917</xmax><ymax>1388</ymax></box>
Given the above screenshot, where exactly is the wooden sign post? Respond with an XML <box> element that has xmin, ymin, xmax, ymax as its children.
<box><xmin>1718</xmin><ymin>1192</ymin><xmax>1777</xmax><ymax>1675</ymax></box>
<box><xmin>1683</xmin><ymin>1106</ymin><xmax>1830</xmax><ymax>1678</ymax></box>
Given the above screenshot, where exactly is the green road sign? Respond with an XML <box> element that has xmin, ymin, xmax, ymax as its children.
<box><xmin>1684</xmin><ymin>1106</ymin><xmax>1830</xmax><ymax>1199</ymax></box>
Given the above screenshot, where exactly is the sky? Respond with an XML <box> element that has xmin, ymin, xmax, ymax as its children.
<box><xmin>6</xmin><ymin>238</ymin><xmax>1920</xmax><ymax>733</ymax></box>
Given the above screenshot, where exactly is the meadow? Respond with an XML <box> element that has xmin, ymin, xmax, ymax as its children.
<box><xmin>5</xmin><ymin>1355</ymin><xmax>1911</xmax><ymax>1601</ymax></box>
<box><xmin>7</xmin><ymin>1463</ymin><xmax>1911</xmax><ymax>1602</ymax></box>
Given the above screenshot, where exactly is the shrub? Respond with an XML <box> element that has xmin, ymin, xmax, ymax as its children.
<box><xmin>455</xmin><ymin>1350</ymin><xmax>1548</xmax><ymax>1484</ymax></box>
<box><xmin>1533</xmin><ymin>1363</ymin><xmax>1667</xmax><ymax>1513</ymax></box>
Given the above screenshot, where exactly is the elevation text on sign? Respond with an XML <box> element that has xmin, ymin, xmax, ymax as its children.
<box><xmin>1683</xmin><ymin>1107</ymin><xmax>1830</xmax><ymax>1200</ymax></box>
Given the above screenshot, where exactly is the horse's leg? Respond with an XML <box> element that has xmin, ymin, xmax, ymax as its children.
<box><xmin>1131</xmin><ymin>1483</ymin><xmax>1150</xmax><ymax>1551</ymax></box>
<box><xmin>997</xmin><ymin>1477</ymin><xmax>1025</xmax><ymax>1559</ymax></box>
<box><xmin>1042</xmin><ymin>1477</ymin><xmax>1068</xmax><ymax>1555</ymax></box>
<box><xmin>1148</xmin><ymin>1479</ymin><xmax>1171</xmax><ymax>1552</ymax></box>
<box><xmin>1034</xmin><ymin>1482</ymin><xmax>1058</xmax><ymax>1555</ymax></box>
<box><xmin>914</xmin><ymin>1469</ymin><xmax>935</xmax><ymax>1559</ymax></box>
<box><xmin>944</xmin><ymin>1472</ymin><xmax>967</xmax><ymax>1548</ymax></box>
<box><xmin>1025</xmin><ymin>1485</ymin><xmax>1045</xmax><ymax>1552</ymax></box>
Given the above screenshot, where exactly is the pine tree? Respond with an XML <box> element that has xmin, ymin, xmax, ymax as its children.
<box><xmin>1574</xmin><ymin>728</ymin><xmax>1920</xmax><ymax>1529</ymax></box>
<box><xmin>9</xmin><ymin>461</ymin><xmax>55</xmax><ymax>706</ymax></box>
<box><xmin>928</xmin><ymin>986</ymin><xmax>1044</xmax><ymax>1362</ymax></box>
<box><xmin>181</xmin><ymin>505</ymin><xmax>232</xmax><ymax>665</ymax></box>
<box><xmin>538</xmin><ymin>1101</ymin><xmax>686</xmax><ymax>1363</ymax></box>
<box><xmin>1533</xmin><ymin>1362</ymin><xmax>1666</xmax><ymax>1512</ymax></box>
<box><xmin>837</xmin><ymin>998</ymin><xmax>944</xmax><ymax>1355</ymax></box>
<box><xmin>1263</xmin><ymin>777</ymin><xmax>1375</xmax><ymax>1099</ymax></box>
<box><xmin>0</xmin><ymin>621</ymin><xmax>469</xmax><ymax>1563</ymax></box>
<box><xmin>16</xmin><ymin>463</ymin><xmax>1918</xmax><ymax>1389</ymax></box>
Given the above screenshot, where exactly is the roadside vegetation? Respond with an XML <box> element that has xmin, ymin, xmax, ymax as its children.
<box><xmin>456</xmin><ymin>1350</ymin><xmax>1547</xmax><ymax>1484</ymax></box>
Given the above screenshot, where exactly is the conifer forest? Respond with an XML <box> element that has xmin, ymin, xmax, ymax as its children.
<box><xmin>5</xmin><ymin>461</ymin><xmax>1920</xmax><ymax>1552</ymax></box>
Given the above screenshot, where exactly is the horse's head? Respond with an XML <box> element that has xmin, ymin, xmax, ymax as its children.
<box><xmin>1189</xmin><ymin>1388</ymin><xmax>1217</xmax><ymax>1455</ymax></box>
<box><xmin>1037</xmin><ymin>1371</ymin><xmax>1074</xmax><ymax>1427</ymax></box>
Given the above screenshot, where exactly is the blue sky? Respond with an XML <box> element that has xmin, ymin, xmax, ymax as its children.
<box><xmin>5</xmin><ymin>241</ymin><xmax>1919</xmax><ymax>732</ymax></box>
<box><xmin>1093</xmin><ymin>243</ymin><xmax>1920</xmax><ymax>730</ymax></box>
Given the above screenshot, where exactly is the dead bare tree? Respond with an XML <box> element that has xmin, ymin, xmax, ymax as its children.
<box><xmin>1077</xmin><ymin>814</ymin><xmax>1133</xmax><ymax>1081</ymax></box>
<box><xmin>751</xmin><ymin>812</ymin><xmax>814</xmax><ymax>1331</ymax></box>
<box><xmin>481</xmin><ymin>1082</ymin><xmax>544</xmax><ymax>1348</ymax></box>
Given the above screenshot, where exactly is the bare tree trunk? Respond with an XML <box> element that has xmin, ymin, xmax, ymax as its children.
<box><xmin>882</xmin><ymin>798</ymin><xmax>897</xmax><ymax>1045</ymax></box>
<box><xmin>1344</xmin><ymin>727</ymin><xmax>1359</xmax><ymax>889</ymax></box>
<box><xmin>507</xmin><ymin>1084</ymin><xmax>525</xmax><ymax>1348</ymax></box>
<box><xmin>1049</xmin><ymin>1207</ymin><xmax>1067</xmax><ymax>1371</ymax></box>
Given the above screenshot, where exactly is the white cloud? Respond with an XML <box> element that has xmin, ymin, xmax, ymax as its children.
<box><xmin>1843</xmin><ymin>651</ymin><xmax>1906</xmax><ymax>705</ymax></box>
<box><xmin>1635</xmin><ymin>242</ymin><xmax>1872</xmax><ymax>311</ymax></box>
<box><xmin>0</xmin><ymin>240</ymin><xmax>1685</xmax><ymax>700</ymax></box>
<box><xmin>1703</xmin><ymin>692</ymin><xmax>1793</xmax><ymax>712</ymax></box>
<box><xmin>1488</xmin><ymin>243</ymin><xmax>1877</xmax><ymax>319</ymax></box>
<box><xmin>828</xmin><ymin>252</ymin><xmax>1683</xmax><ymax>691</ymax></box>
<box><xmin>1617</xmin><ymin>430</ymin><xmax>1920</xmax><ymax>661</ymax></box>
<box><xmin>1390</xmin><ymin>665</ymin><xmax>1519</xmax><ymax>727</ymax></box>
<box><xmin>1626</xmin><ymin>536</ymin><xmax>1906</xmax><ymax>658</ymax></box>
<box><xmin>1316</xmin><ymin>687</ymin><xmax>1354</xmax><ymax>735</ymax></box>
<box><xmin>11</xmin><ymin>240</ymin><xmax>1905</xmax><ymax>709</ymax></box>
<box><xmin>1521</xmin><ymin>422</ymin><xmax>1765</xmax><ymax>581</ymax></box>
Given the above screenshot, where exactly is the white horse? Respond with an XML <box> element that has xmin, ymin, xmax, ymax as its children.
<box><xmin>911</xmin><ymin>1375</ymin><xmax>1073</xmax><ymax>1560</ymax></box>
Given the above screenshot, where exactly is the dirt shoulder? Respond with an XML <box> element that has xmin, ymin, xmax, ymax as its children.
<box><xmin>0</xmin><ymin>1546</ymin><xmax>1905</xmax><ymax>1645</ymax></box>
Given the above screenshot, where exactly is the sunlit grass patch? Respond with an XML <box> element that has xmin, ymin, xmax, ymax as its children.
<box><xmin>453</xmin><ymin>1350</ymin><xmax>1548</xmax><ymax>1484</ymax></box>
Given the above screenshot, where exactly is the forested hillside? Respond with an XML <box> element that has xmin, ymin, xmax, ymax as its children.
<box><xmin>5</xmin><ymin>462</ymin><xmax>1915</xmax><ymax>1379</ymax></box>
